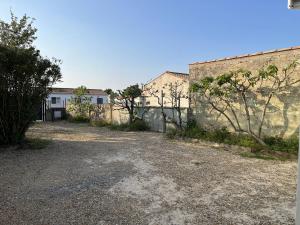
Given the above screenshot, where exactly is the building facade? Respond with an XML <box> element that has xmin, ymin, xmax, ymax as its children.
<box><xmin>142</xmin><ymin>71</ymin><xmax>190</xmax><ymax>108</ymax></box>
<box><xmin>40</xmin><ymin>88</ymin><xmax>108</xmax><ymax>121</ymax></box>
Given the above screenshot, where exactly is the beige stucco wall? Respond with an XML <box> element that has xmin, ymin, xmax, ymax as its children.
<box><xmin>189</xmin><ymin>47</ymin><xmax>300</xmax><ymax>137</ymax></box>
<box><xmin>142</xmin><ymin>72</ymin><xmax>190</xmax><ymax>108</ymax></box>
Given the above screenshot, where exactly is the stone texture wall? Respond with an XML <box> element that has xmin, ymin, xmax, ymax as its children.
<box><xmin>189</xmin><ymin>47</ymin><xmax>300</xmax><ymax>137</ymax></box>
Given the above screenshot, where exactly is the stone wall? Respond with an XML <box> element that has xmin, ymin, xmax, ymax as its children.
<box><xmin>189</xmin><ymin>47</ymin><xmax>300</xmax><ymax>137</ymax></box>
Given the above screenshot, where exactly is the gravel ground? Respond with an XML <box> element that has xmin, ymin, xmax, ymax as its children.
<box><xmin>0</xmin><ymin>121</ymin><xmax>297</xmax><ymax>225</ymax></box>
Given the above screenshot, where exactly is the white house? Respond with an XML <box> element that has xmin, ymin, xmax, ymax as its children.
<box><xmin>41</xmin><ymin>87</ymin><xmax>108</xmax><ymax>121</ymax></box>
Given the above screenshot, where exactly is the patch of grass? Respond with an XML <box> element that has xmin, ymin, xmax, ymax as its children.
<box><xmin>264</xmin><ymin>135</ymin><xmax>298</xmax><ymax>154</ymax></box>
<box><xmin>90</xmin><ymin>120</ymin><xmax>110</xmax><ymax>127</ymax></box>
<box><xmin>68</xmin><ymin>115</ymin><xmax>90</xmax><ymax>123</ymax></box>
<box><xmin>239</xmin><ymin>152</ymin><xmax>276</xmax><ymax>160</ymax></box>
<box><xmin>23</xmin><ymin>138</ymin><xmax>51</xmax><ymax>150</ymax></box>
<box><xmin>166</xmin><ymin>128</ymin><xmax>178</xmax><ymax>139</ymax></box>
<box><xmin>109</xmin><ymin>119</ymin><xmax>150</xmax><ymax>132</ymax></box>
<box><xmin>167</xmin><ymin>121</ymin><xmax>298</xmax><ymax>159</ymax></box>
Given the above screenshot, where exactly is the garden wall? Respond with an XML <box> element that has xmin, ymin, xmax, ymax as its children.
<box><xmin>189</xmin><ymin>47</ymin><xmax>300</xmax><ymax>137</ymax></box>
<box><xmin>98</xmin><ymin>104</ymin><xmax>188</xmax><ymax>132</ymax></box>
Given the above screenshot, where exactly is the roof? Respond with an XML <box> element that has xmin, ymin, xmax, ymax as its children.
<box><xmin>165</xmin><ymin>71</ymin><xmax>189</xmax><ymax>77</ymax></box>
<box><xmin>50</xmin><ymin>87</ymin><xmax>107</xmax><ymax>96</ymax></box>
<box><xmin>190</xmin><ymin>46</ymin><xmax>300</xmax><ymax>66</ymax></box>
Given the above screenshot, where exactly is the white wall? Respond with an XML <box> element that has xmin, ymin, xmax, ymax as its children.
<box><xmin>47</xmin><ymin>93</ymin><xmax>108</xmax><ymax>108</ymax></box>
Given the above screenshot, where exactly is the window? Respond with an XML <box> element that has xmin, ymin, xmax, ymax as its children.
<box><xmin>51</xmin><ymin>97</ymin><xmax>56</xmax><ymax>104</ymax></box>
<box><xmin>97</xmin><ymin>97</ymin><xmax>103</xmax><ymax>105</ymax></box>
<box><xmin>51</xmin><ymin>97</ymin><xmax>61</xmax><ymax>104</ymax></box>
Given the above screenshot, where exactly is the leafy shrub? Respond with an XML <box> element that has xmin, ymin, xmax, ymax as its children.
<box><xmin>68</xmin><ymin>115</ymin><xmax>90</xmax><ymax>123</ymax></box>
<box><xmin>166</xmin><ymin>121</ymin><xmax>298</xmax><ymax>154</ymax></box>
<box><xmin>264</xmin><ymin>135</ymin><xmax>298</xmax><ymax>154</ymax></box>
<box><xmin>239</xmin><ymin>152</ymin><xmax>276</xmax><ymax>160</ymax></box>
<box><xmin>205</xmin><ymin>127</ymin><xmax>230</xmax><ymax>142</ymax></box>
<box><xmin>129</xmin><ymin>119</ymin><xmax>150</xmax><ymax>131</ymax></box>
<box><xmin>109</xmin><ymin>119</ymin><xmax>149</xmax><ymax>132</ymax></box>
<box><xmin>182</xmin><ymin>126</ymin><xmax>205</xmax><ymax>139</ymax></box>
<box><xmin>109</xmin><ymin>123</ymin><xmax>128</xmax><ymax>131</ymax></box>
<box><xmin>166</xmin><ymin>128</ymin><xmax>178</xmax><ymax>139</ymax></box>
<box><xmin>186</xmin><ymin>119</ymin><xmax>198</xmax><ymax>129</ymax></box>
<box><xmin>0</xmin><ymin>15</ymin><xmax>62</xmax><ymax>145</ymax></box>
<box><xmin>90</xmin><ymin>120</ymin><xmax>110</xmax><ymax>127</ymax></box>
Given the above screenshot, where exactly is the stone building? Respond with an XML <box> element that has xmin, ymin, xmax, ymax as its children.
<box><xmin>142</xmin><ymin>71</ymin><xmax>190</xmax><ymax>108</ymax></box>
<box><xmin>189</xmin><ymin>46</ymin><xmax>300</xmax><ymax>137</ymax></box>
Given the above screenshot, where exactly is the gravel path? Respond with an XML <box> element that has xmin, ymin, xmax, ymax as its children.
<box><xmin>0</xmin><ymin>121</ymin><xmax>297</xmax><ymax>225</ymax></box>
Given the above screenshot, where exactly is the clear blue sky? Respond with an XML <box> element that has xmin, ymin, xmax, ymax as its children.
<box><xmin>0</xmin><ymin>0</ymin><xmax>299</xmax><ymax>90</ymax></box>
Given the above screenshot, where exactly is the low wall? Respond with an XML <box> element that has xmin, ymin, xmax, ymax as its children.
<box><xmin>97</xmin><ymin>104</ymin><xmax>188</xmax><ymax>132</ymax></box>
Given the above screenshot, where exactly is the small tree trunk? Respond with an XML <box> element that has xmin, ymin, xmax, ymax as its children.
<box><xmin>258</xmin><ymin>93</ymin><xmax>273</xmax><ymax>138</ymax></box>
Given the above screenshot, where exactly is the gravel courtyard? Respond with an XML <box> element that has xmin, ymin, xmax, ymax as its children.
<box><xmin>0</xmin><ymin>122</ymin><xmax>297</xmax><ymax>225</ymax></box>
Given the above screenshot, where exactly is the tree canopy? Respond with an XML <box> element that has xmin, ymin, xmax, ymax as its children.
<box><xmin>0</xmin><ymin>12</ymin><xmax>62</xmax><ymax>145</ymax></box>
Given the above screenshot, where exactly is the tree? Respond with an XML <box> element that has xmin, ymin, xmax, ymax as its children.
<box><xmin>145</xmin><ymin>80</ymin><xmax>190</xmax><ymax>132</ymax></box>
<box><xmin>146</xmin><ymin>85</ymin><xmax>168</xmax><ymax>132</ymax></box>
<box><xmin>191</xmin><ymin>61</ymin><xmax>299</xmax><ymax>146</ymax></box>
<box><xmin>167</xmin><ymin>80</ymin><xmax>189</xmax><ymax>130</ymax></box>
<box><xmin>0</xmin><ymin>12</ymin><xmax>62</xmax><ymax>145</ymax></box>
<box><xmin>68</xmin><ymin>86</ymin><xmax>92</xmax><ymax>117</ymax></box>
<box><xmin>115</xmin><ymin>84</ymin><xmax>142</xmax><ymax>124</ymax></box>
<box><xmin>104</xmin><ymin>88</ymin><xmax>118</xmax><ymax>104</ymax></box>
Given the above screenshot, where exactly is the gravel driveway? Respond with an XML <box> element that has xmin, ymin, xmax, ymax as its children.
<box><xmin>0</xmin><ymin>121</ymin><xmax>297</xmax><ymax>225</ymax></box>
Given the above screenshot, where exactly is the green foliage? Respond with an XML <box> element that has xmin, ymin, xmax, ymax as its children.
<box><xmin>166</xmin><ymin>128</ymin><xmax>178</xmax><ymax>139</ymax></box>
<box><xmin>264</xmin><ymin>135</ymin><xmax>298</xmax><ymax>154</ymax></box>
<box><xmin>239</xmin><ymin>152</ymin><xmax>276</xmax><ymax>161</ymax></box>
<box><xmin>122</xmin><ymin>84</ymin><xmax>142</xmax><ymax>99</ymax></box>
<box><xmin>109</xmin><ymin>119</ymin><xmax>149</xmax><ymax>132</ymax></box>
<box><xmin>167</xmin><ymin>123</ymin><xmax>298</xmax><ymax>154</ymax></box>
<box><xmin>68</xmin><ymin>86</ymin><xmax>92</xmax><ymax>117</ymax></box>
<box><xmin>129</xmin><ymin>119</ymin><xmax>150</xmax><ymax>131</ymax></box>
<box><xmin>0</xmin><ymin>12</ymin><xmax>61</xmax><ymax>145</ymax></box>
<box><xmin>0</xmin><ymin>12</ymin><xmax>37</xmax><ymax>48</ymax></box>
<box><xmin>190</xmin><ymin>61</ymin><xmax>300</xmax><ymax>146</ymax></box>
<box><xmin>90</xmin><ymin>120</ymin><xmax>110</xmax><ymax>127</ymax></box>
<box><xmin>117</xmin><ymin>84</ymin><xmax>142</xmax><ymax>124</ymax></box>
<box><xmin>68</xmin><ymin>115</ymin><xmax>90</xmax><ymax>123</ymax></box>
<box><xmin>104</xmin><ymin>88</ymin><xmax>118</xmax><ymax>104</ymax></box>
<box><xmin>186</xmin><ymin>119</ymin><xmax>198</xmax><ymax>129</ymax></box>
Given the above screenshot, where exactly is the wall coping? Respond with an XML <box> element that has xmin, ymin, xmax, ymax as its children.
<box><xmin>189</xmin><ymin>46</ymin><xmax>300</xmax><ymax>66</ymax></box>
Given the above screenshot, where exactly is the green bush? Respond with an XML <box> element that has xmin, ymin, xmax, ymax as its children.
<box><xmin>205</xmin><ymin>127</ymin><xmax>230</xmax><ymax>142</ymax></box>
<box><xmin>186</xmin><ymin>119</ymin><xmax>198</xmax><ymax>129</ymax></box>
<box><xmin>166</xmin><ymin>128</ymin><xmax>178</xmax><ymax>139</ymax></box>
<box><xmin>90</xmin><ymin>120</ymin><xmax>110</xmax><ymax>127</ymax></box>
<box><xmin>129</xmin><ymin>119</ymin><xmax>150</xmax><ymax>131</ymax></box>
<box><xmin>68</xmin><ymin>115</ymin><xmax>90</xmax><ymax>123</ymax></box>
<box><xmin>264</xmin><ymin>135</ymin><xmax>298</xmax><ymax>154</ymax></box>
<box><xmin>166</xmin><ymin>122</ymin><xmax>298</xmax><ymax>154</ymax></box>
<box><xmin>109</xmin><ymin>119</ymin><xmax>150</xmax><ymax>132</ymax></box>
